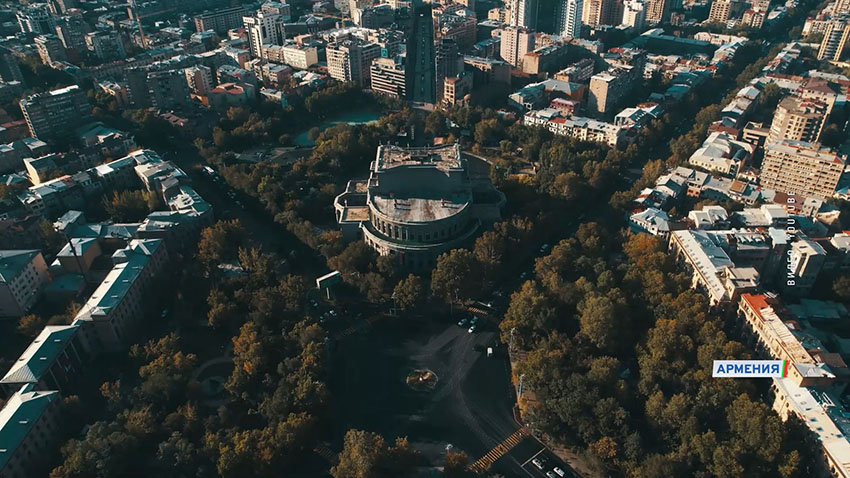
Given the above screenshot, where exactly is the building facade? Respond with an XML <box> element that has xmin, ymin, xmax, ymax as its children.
<box><xmin>761</xmin><ymin>140</ymin><xmax>845</xmax><ymax>199</ymax></box>
<box><xmin>334</xmin><ymin>144</ymin><xmax>505</xmax><ymax>271</ymax></box>
<box><xmin>0</xmin><ymin>251</ymin><xmax>49</xmax><ymax>318</ymax></box>
<box><xmin>20</xmin><ymin>85</ymin><xmax>92</xmax><ymax>144</ymax></box>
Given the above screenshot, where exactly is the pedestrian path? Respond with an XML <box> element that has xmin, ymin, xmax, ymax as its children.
<box><xmin>468</xmin><ymin>427</ymin><xmax>529</xmax><ymax>473</ymax></box>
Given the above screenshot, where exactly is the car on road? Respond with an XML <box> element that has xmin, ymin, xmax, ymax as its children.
<box><xmin>532</xmin><ymin>458</ymin><xmax>545</xmax><ymax>469</ymax></box>
<box><xmin>457</xmin><ymin>318</ymin><xmax>468</xmax><ymax>327</ymax></box>
<box><xmin>468</xmin><ymin>324</ymin><xmax>477</xmax><ymax>333</ymax></box>
<box><xmin>310</xmin><ymin>300</ymin><xmax>319</xmax><ymax>308</ymax></box>
<box><xmin>553</xmin><ymin>467</ymin><xmax>566</xmax><ymax>477</ymax></box>
<box><xmin>539</xmin><ymin>244</ymin><xmax>550</xmax><ymax>253</ymax></box>
<box><xmin>546</xmin><ymin>472</ymin><xmax>557</xmax><ymax>478</ymax></box>
<box><xmin>470</xmin><ymin>316</ymin><xmax>479</xmax><ymax>325</ymax></box>
<box><xmin>329</xmin><ymin>310</ymin><xmax>337</xmax><ymax>317</ymax></box>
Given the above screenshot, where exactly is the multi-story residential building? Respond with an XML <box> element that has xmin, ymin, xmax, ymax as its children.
<box><xmin>267</xmin><ymin>43</ymin><xmax>319</xmax><ymax>69</ymax></box>
<box><xmin>0</xmin><ymin>49</ymin><xmax>24</xmax><ymax>84</ymax></box>
<box><xmin>147</xmin><ymin>70</ymin><xmax>191</xmax><ymax>111</ymax></box>
<box><xmin>818</xmin><ymin>19</ymin><xmax>850</xmax><ymax>61</ymax></box>
<box><xmin>55</xmin><ymin>14</ymin><xmax>90</xmax><ymax>56</ymax></box>
<box><xmin>243</xmin><ymin>8</ymin><xmax>286</xmax><ymax>58</ymax></box>
<box><xmin>34</xmin><ymin>35</ymin><xmax>67</xmax><ymax>65</ymax></box>
<box><xmin>443</xmin><ymin>72</ymin><xmax>473</xmax><ymax>106</ymax></box>
<box><xmin>20</xmin><ymin>85</ymin><xmax>92</xmax><ymax>144</ymax></box>
<box><xmin>499</xmin><ymin>26</ymin><xmax>534</xmax><ymax>67</ymax></box>
<box><xmin>556</xmin><ymin>0</ymin><xmax>583</xmax><ymax>37</ymax></box>
<box><xmin>436</xmin><ymin>39</ymin><xmax>462</xmax><ymax>100</ymax></box>
<box><xmin>522</xmin><ymin>42</ymin><xmax>571</xmax><ymax>75</ymax></box>
<box><xmin>784</xmin><ymin>235</ymin><xmax>827</xmax><ymax>296</ymax></box>
<box><xmin>708</xmin><ymin>0</ymin><xmax>744</xmax><ymax>23</ymax></box>
<box><xmin>506</xmin><ymin>0</ymin><xmax>538</xmax><ymax>28</ymax></box>
<box><xmin>761</xmin><ymin>140</ymin><xmax>845</xmax><ymax>199</ymax></box>
<box><xmin>0</xmin><ymin>251</ymin><xmax>49</xmax><ymax>318</ymax></box>
<box><xmin>370</xmin><ymin>56</ymin><xmax>407</xmax><ymax>98</ymax></box>
<box><xmin>184</xmin><ymin>65</ymin><xmax>214</xmax><ymax>95</ymax></box>
<box><xmin>464</xmin><ymin>56</ymin><xmax>511</xmax><ymax>84</ymax></box>
<box><xmin>645</xmin><ymin>0</ymin><xmax>669</xmax><ymax>24</ymax></box>
<box><xmin>554</xmin><ymin>58</ymin><xmax>595</xmax><ymax>82</ymax></box>
<box><xmin>193</xmin><ymin>6</ymin><xmax>249</xmax><ymax>34</ymax></box>
<box><xmin>523</xmin><ymin>108</ymin><xmax>627</xmax><ymax>147</ymax></box>
<box><xmin>85</xmin><ymin>31</ymin><xmax>126</xmax><ymax>62</ymax></box>
<box><xmin>798</xmin><ymin>78</ymin><xmax>840</xmax><ymax>116</ymax></box>
<box><xmin>738</xmin><ymin>293</ymin><xmax>848</xmax><ymax>389</ymax></box>
<box><xmin>621</xmin><ymin>0</ymin><xmax>646</xmax><ymax>29</ymax></box>
<box><xmin>768</xmin><ymin>95</ymin><xmax>828</xmax><ymax>144</ymax></box>
<box><xmin>741</xmin><ymin>9</ymin><xmax>765</xmax><ymax>28</ymax></box>
<box><xmin>582</xmin><ymin>0</ymin><xmax>620</xmax><ymax>26</ymax></box>
<box><xmin>437</xmin><ymin>9</ymin><xmax>477</xmax><ymax>49</ymax></box>
<box><xmin>0</xmin><ymin>385</ymin><xmax>61</xmax><ymax>478</ymax></box>
<box><xmin>72</xmin><ymin>239</ymin><xmax>168</xmax><ymax>353</ymax></box>
<box><xmin>334</xmin><ymin>144</ymin><xmax>505</xmax><ymax>271</ymax></box>
<box><xmin>261</xmin><ymin>1</ymin><xmax>291</xmax><ymax>21</ymax></box>
<box><xmin>668</xmin><ymin>230</ymin><xmax>761</xmax><ymax>305</ymax></box>
<box><xmin>0</xmin><ymin>325</ymin><xmax>85</xmax><ymax>396</ymax></box>
<box><xmin>587</xmin><ymin>69</ymin><xmax>631</xmax><ymax>116</ymax></box>
<box><xmin>688</xmin><ymin>131</ymin><xmax>753</xmax><ymax>176</ymax></box>
<box><xmin>354</xmin><ymin>4</ymin><xmax>395</xmax><ymax>28</ymax></box>
<box><xmin>16</xmin><ymin>5</ymin><xmax>55</xmax><ymax>34</ymax></box>
<box><xmin>326</xmin><ymin>39</ymin><xmax>381</xmax><ymax>86</ymax></box>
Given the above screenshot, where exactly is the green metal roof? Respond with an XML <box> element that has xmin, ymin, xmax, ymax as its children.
<box><xmin>0</xmin><ymin>385</ymin><xmax>58</xmax><ymax>471</ymax></box>
<box><xmin>0</xmin><ymin>250</ymin><xmax>39</xmax><ymax>283</ymax></box>
<box><xmin>0</xmin><ymin>325</ymin><xmax>79</xmax><ymax>386</ymax></box>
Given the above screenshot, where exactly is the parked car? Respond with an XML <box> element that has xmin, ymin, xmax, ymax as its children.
<box><xmin>539</xmin><ymin>244</ymin><xmax>550</xmax><ymax>253</ymax></box>
<box><xmin>532</xmin><ymin>458</ymin><xmax>545</xmax><ymax>470</ymax></box>
<box><xmin>457</xmin><ymin>318</ymin><xmax>468</xmax><ymax>327</ymax></box>
<box><xmin>553</xmin><ymin>467</ymin><xmax>566</xmax><ymax>477</ymax></box>
<box><xmin>468</xmin><ymin>324</ymin><xmax>477</xmax><ymax>333</ymax></box>
<box><xmin>546</xmin><ymin>472</ymin><xmax>557</xmax><ymax>478</ymax></box>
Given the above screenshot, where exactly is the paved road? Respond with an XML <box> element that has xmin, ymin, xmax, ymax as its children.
<box><xmin>326</xmin><ymin>315</ymin><xmax>518</xmax><ymax>467</ymax></box>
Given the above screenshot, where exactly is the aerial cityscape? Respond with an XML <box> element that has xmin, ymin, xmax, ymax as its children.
<box><xmin>0</xmin><ymin>0</ymin><xmax>847</xmax><ymax>475</ymax></box>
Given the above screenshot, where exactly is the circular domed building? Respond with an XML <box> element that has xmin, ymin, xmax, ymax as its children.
<box><xmin>334</xmin><ymin>143</ymin><xmax>505</xmax><ymax>271</ymax></box>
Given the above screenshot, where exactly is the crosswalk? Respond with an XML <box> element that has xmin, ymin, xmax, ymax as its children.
<box><xmin>313</xmin><ymin>443</ymin><xmax>338</xmax><ymax>464</ymax></box>
<box><xmin>468</xmin><ymin>428</ymin><xmax>529</xmax><ymax>473</ymax></box>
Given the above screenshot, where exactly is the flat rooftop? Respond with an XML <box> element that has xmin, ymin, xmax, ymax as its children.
<box><xmin>375</xmin><ymin>144</ymin><xmax>463</xmax><ymax>172</ymax></box>
<box><xmin>371</xmin><ymin>194</ymin><xmax>469</xmax><ymax>223</ymax></box>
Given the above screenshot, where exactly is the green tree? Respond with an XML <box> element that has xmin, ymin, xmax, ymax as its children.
<box><xmin>102</xmin><ymin>190</ymin><xmax>154</xmax><ymax>222</ymax></box>
<box><xmin>17</xmin><ymin>313</ymin><xmax>46</xmax><ymax>337</ymax></box>
<box><xmin>393</xmin><ymin>274</ymin><xmax>424</xmax><ymax>310</ymax></box>
<box><xmin>431</xmin><ymin>249</ymin><xmax>482</xmax><ymax>302</ymax></box>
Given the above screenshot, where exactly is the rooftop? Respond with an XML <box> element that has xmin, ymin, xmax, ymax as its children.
<box><xmin>0</xmin><ymin>325</ymin><xmax>79</xmax><ymax>385</ymax></box>
<box><xmin>0</xmin><ymin>250</ymin><xmax>39</xmax><ymax>283</ymax></box>
<box><xmin>374</xmin><ymin>144</ymin><xmax>463</xmax><ymax>172</ymax></box>
<box><xmin>0</xmin><ymin>385</ymin><xmax>58</xmax><ymax>471</ymax></box>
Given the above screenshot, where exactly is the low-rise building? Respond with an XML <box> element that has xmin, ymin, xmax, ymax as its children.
<box><xmin>688</xmin><ymin>131</ymin><xmax>753</xmax><ymax>176</ymax></box>
<box><xmin>72</xmin><ymin>239</ymin><xmax>168</xmax><ymax>353</ymax></box>
<box><xmin>0</xmin><ymin>251</ymin><xmax>49</xmax><ymax>318</ymax></box>
<box><xmin>0</xmin><ymin>384</ymin><xmax>61</xmax><ymax>478</ymax></box>
<box><xmin>629</xmin><ymin>207</ymin><xmax>671</xmax><ymax>236</ymax></box>
<box><xmin>0</xmin><ymin>325</ymin><xmax>85</xmax><ymax>396</ymax></box>
<box><xmin>523</xmin><ymin>108</ymin><xmax>626</xmax><ymax>147</ymax></box>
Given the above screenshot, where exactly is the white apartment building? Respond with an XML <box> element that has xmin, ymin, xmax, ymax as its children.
<box><xmin>621</xmin><ymin>0</ymin><xmax>646</xmax><ymax>29</ymax></box>
<box><xmin>523</xmin><ymin>108</ymin><xmax>626</xmax><ymax>147</ymax></box>
<box><xmin>0</xmin><ymin>251</ymin><xmax>49</xmax><ymax>318</ymax></box>
<box><xmin>761</xmin><ymin>140</ymin><xmax>845</xmax><ymax>199</ymax></box>
<box><xmin>557</xmin><ymin>0</ymin><xmax>584</xmax><ymax>38</ymax></box>
<box><xmin>243</xmin><ymin>9</ymin><xmax>286</xmax><ymax>58</ymax></box>
<box><xmin>281</xmin><ymin>43</ymin><xmax>319</xmax><ymax>69</ymax></box>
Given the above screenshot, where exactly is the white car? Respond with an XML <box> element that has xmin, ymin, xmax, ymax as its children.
<box><xmin>553</xmin><ymin>467</ymin><xmax>566</xmax><ymax>477</ymax></box>
<box><xmin>546</xmin><ymin>472</ymin><xmax>557</xmax><ymax>478</ymax></box>
<box><xmin>532</xmin><ymin>458</ymin><xmax>545</xmax><ymax>470</ymax></box>
<box><xmin>467</xmin><ymin>324</ymin><xmax>477</xmax><ymax>333</ymax></box>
